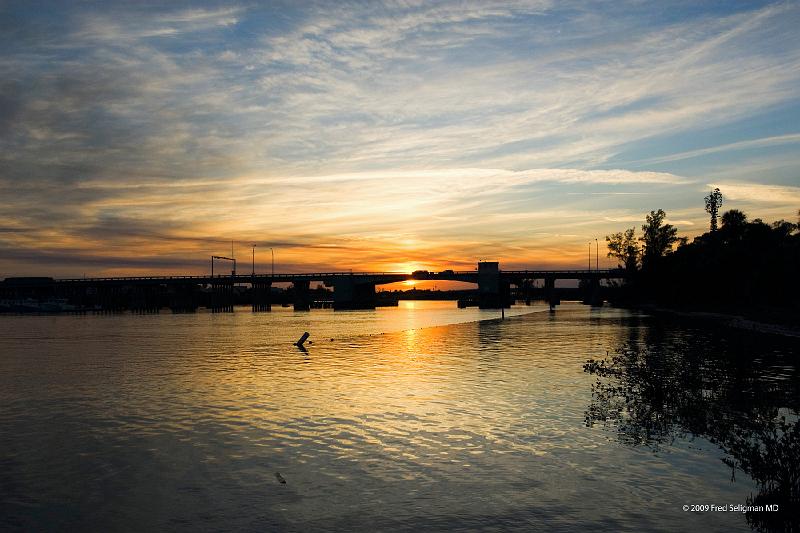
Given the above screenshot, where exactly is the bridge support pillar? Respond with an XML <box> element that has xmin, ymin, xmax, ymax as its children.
<box><xmin>545</xmin><ymin>277</ymin><xmax>560</xmax><ymax>311</ymax></box>
<box><xmin>293</xmin><ymin>280</ymin><xmax>311</xmax><ymax>311</ymax></box>
<box><xmin>333</xmin><ymin>277</ymin><xmax>376</xmax><ymax>310</ymax></box>
<box><xmin>523</xmin><ymin>279</ymin><xmax>532</xmax><ymax>305</ymax></box>
<box><xmin>582</xmin><ymin>277</ymin><xmax>602</xmax><ymax>307</ymax></box>
<box><xmin>131</xmin><ymin>285</ymin><xmax>161</xmax><ymax>314</ymax></box>
<box><xmin>211</xmin><ymin>278</ymin><xmax>234</xmax><ymax>312</ymax></box>
<box><xmin>478</xmin><ymin>261</ymin><xmax>510</xmax><ymax>308</ymax></box>
<box><xmin>252</xmin><ymin>279</ymin><xmax>272</xmax><ymax>312</ymax></box>
<box><xmin>169</xmin><ymin>284</ymin><xmax>198</xmax><ymax>313</ymax></box>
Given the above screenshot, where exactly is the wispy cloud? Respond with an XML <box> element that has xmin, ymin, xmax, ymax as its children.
<box><xmin>0</xmin><ymin>165</ymin><xmax>691</xmax><ymax>274</ymax></box>
<box><xmin>74</xmin><ymin>7</ymin><xmax>241</xmax><ymax>42</ymax></box>
<box><xmin>708</xmin><ymin>182</ymin><xmax>800</xmax><ymax>204</ymax></box>
<box><xmin>627</xmin><ymin>133</ymin><xmax>800</xmax><ymax>165</ymax></box>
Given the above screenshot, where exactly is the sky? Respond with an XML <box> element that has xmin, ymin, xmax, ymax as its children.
<box><xmin>1</xmin><ymin>0</ymin><xmax>799</xmax><ymax>278</ymax></box>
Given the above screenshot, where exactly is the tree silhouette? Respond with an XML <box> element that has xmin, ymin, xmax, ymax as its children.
<box><xmin>721</xmin><ymin>209</ymin><xmax>747</xmax><ymax>229</ymax></box>
<box><xmin>705</xmin><ymin>188</ymin><xmax>723</xmax><ymax>231</ymax></box>
<box><xmin>640</xmin><ymin>209</ymin><xmax>678</xmax><ymax>269</ymax></box>
<box><xmin>605</xmin><ymin>227</ymin><xmax>640</xmax><ymax>272</ymax></box>
<box><xmin>719</xmin><ymin>209</ymin><xmax>748</xmax><ymax>244</ymax></box>
<box><xmin>771</xmin><ymin>219</ymin><xmax>797</xmax><ymax>239</ymax></box>
<box><xmin>602</xmin><ymin>195</ymin><xmax>799</xmax><ymax>314</ymax></box>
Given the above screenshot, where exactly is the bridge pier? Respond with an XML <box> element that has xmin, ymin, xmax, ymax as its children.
<box><xmin>168</xmin><ymin>284</ymin><xmax>199</xmax><ymax>313</ymax></box>
<box><xmin>521</xmin><ymin>279</ymin><xmax>533</xmax><ymax>305</ymax></box>
<box><xmin>478</xmin><ymin>262</ymin><xmax>510</xmax><ymax>308</ymax></box>
<box><xmin>252</xmin><ymin>279</ymin><xmax>272</xmax><ymax>312</ymax></box>
<box><xmin>130</xmin><ymin>285</ymin><xmax>161</xmax><ymax>314</ymax></box>
<box><xmin>333</xmin><ymin>277</ymin><xmax>376</xmax><ymax>310</ymax></box>
<box><xmin>582</xmin><ymin>277</ymin><xmax>602</xmax><ymax>307</ymax></box>
<box><xmin>211</xmin><ymin>278</ymin><xmax>234</xmax><ymax>312</ymax></box>
<box><xmin>97</xmin><ymin>286</ymin><xmax>124</xmax><ymax>313</ymax></box>
<box><xmin>544</xmin><ymin>277</ymin><xmax>560</xmax><ymax>311</ymax></box>
<box><xmin>293</xmin><ymin>281</ymin><xmax>311</xmax><ymax>311</ymax></box>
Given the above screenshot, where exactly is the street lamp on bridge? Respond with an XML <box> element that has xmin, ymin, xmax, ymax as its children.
<box><xmin>596</xmin><ymin>238</ymin><xmax>599</xmax><ymax>271</ymax></box>
<box><xmin>211</xmin><ymin>255</ymin><xmax>236</xmax><ymax>278</ymax></box>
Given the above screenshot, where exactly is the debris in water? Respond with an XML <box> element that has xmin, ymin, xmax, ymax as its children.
<box><xmin>275</xmin><ymin>472</ymin><xmax>286</xmax><ymax>484</ymax></box>
<box><xmin>294</xmin><ymin>332</ymin><xmax>310</xmax><ymax>347</ymax></box>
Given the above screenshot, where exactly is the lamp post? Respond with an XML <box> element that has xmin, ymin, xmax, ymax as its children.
<box><xmin>595</xmin><ymin>238</ymin><xmax>599</xmax><ymax>270</ymax></box>
<box><xmin>252</xmin><ymin>244</ymin><xmax>256</xmax><ymax>276</ymax></box>
<box><xmin>588</xmin><ymin>242</ymin><xmax>592</xmax><ymax>271</ymax></box>
<box><xmin>211</xmin><ymin>255</ymin><xmax>236</xmax><ymax>277</ymax></box>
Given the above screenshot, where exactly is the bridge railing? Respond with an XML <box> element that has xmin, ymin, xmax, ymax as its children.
<box><xmin>50</xmin><ymin>272</ymin><xmax>414</xmax><ymax>283</ymax></box>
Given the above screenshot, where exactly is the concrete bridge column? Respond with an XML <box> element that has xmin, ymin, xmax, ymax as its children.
<box><xmin>133</xmin><ymin>285</ymin><xmax>161</xmax><ymax>314</ymax></box>
<box><xmin>131</xmin><ymin>286</ymin><xmax>145</xmax><ymax>313</ymax></box>
<box><xmin>582</xmin><ymin>277</ymin><xmax>602</xmax><ymax>307</ymax></box>
<box><xmin>333</xmin><ymin>277</ymin><xmax>376</xmax><ymax>310</ymax></box>
<box><xmin>478</xmin><ymin>261</ymin><xmax>509</xmax><ymax>308</ymax></box>
<box><xmin>293</xmin><ymin>280</ymin><xmax>311</xmax><ymax>311</ymax></box>
<box><xmin>169</xmin><ymin>284</ymin><xmax>198</xmax><ymax>313</ymax></box>
<box><xmin>478</xmin><ymin>261</ymin><xmax>499</xmax><ymax>308</ymax></box>
<box><xmin>98</xmin><ymin>286</ymin><xmax>123</xmax><ymax>313</ymax></box>
<box><xmin>544</xmin><ymin>277</ymin><xmax>560</xmax><ymax>311</ymax></box>
<box><xmin>252</xmin><ymin>280</ymin><xmax>272</xmax><ymax>312</ymax></box>
<box><xmin>211</xmin><ymin>279</ymin><xmax>234</xmax><ymax>312</ymax></box>
<box><xmin>500</xmin><ymin>279</ymin><xmax>511</xmax><ymax>307</ymax></box>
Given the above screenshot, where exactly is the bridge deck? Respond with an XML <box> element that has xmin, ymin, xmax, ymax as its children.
<box><xmin>3</xmin><ymin>269</ymin><xmax>626</xmax><ymax>287</ymax></box>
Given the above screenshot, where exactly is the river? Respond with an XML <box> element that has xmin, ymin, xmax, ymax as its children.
<box><xmin>1</xmin><ymin>301</ymin><xmax>797</xmax><ymax>531</ymax></box>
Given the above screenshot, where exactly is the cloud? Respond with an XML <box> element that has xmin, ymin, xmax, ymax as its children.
<box><xmin>244</xmin><ymin>1</ymin><xmax>800</xmax><ymax>170</ymax></box>
<box><xmin>0</xmin><ymin>165</ymin><xmax>691</xmax><ymax>275</ymax></box>
<box><xmin>1</xmin><ymin>1</ymin><xmax>799</xmax><ymax>274</ymax></box>
<box><xmin>237</xmin><ymin>167</ymin><xmax>689</xmax><ymax>188</ymax></box>
<box><xmin>5</xmin><ymin>1</ymin><xmax>800</xmax><ymax>179</ymax></box>
<box><xmin>73</xmin><ymin>7</ymin><xmax>241</xmax><ymax>43</ymax></box>
<box><xmin>708</xmin><ymin>182</ymin><xmax>800</xmax><ymax>204</ymax></box>
<box><xmin>627</xmin><ymin>133</ymin><xmax>800</xmax><ymax>165</ymax></box>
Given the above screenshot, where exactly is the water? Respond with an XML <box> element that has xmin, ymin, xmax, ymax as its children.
<box><xmin>1</xmin><ymin>302</ymin><xmax>797</xmax><ymax>531</ymax></box>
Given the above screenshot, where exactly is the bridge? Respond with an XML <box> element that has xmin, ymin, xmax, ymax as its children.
<box><xmin>1</xmin><ymin>262</ymin><xmax>626</xmax><ymax>312</ymax></box>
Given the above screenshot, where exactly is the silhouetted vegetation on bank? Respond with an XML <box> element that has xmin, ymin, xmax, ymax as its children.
<box><xmin>606</xmin><ymin>194</ymin><xmax>799</xmax><ymax>321</ymax></box>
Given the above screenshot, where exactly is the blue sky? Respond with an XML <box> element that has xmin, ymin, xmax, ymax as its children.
<box><xmin>0</xmin><ymin>1</ymin><xmax>798</xmax><ymax>275</ymax></box>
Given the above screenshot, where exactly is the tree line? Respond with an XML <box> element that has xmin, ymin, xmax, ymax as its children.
<box><xmin>605</xmin><ymin>189</ymin><xmax>800</xmax><ymax>317</ymax></box>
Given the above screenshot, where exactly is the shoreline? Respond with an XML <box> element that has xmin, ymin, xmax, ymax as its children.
<box><xmin>629</xmin><ymin>303</ymin><xmax>800</xmax><ymax>338</ymax></box>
